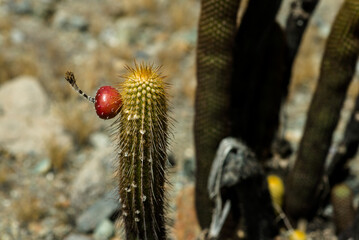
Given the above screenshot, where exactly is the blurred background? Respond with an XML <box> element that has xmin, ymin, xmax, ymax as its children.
<box><xmin>0</xmin><ymin>0</ymin><xmax>358</xmax><ymax>239</ymax></box>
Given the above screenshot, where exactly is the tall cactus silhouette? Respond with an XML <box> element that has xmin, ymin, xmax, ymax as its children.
<box><xmin>195</xmin><ymin>0</ymin><xmax>240</xmax><ymax>228</ymax></box>
<box><xmin>331</xmin><ymin>184</ymin><xmax>355</xmax><ymax>234</ymax></box>
<box><xmin>115</xmin><ymin>63</ymin><xmax>169</xmax><ymax>240</ymax></box>
<box><xmin>286</xmin><ymin>0</ymin><xmax>359</xmax><ymax>220</ymax></box>
<box><xmin>195</xmin><ymin>0</ymin><xmax>286</xmax><ymax>228</ymax></box>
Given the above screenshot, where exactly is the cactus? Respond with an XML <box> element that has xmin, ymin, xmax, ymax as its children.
<box><xmin>331</xmin><ymin>184</ymin><xmax>355</xmax><ymax>234</ymax></box>
<box><xmin>115</xmin><ymin>63</ymin><xmax>169</xmax><ymax>240</ymax></box>
<box><xmin>285</xmin><ymin>0</ymin><xmax>359</xmax><ymax>220</ymax></box>
<box><xmin>195</xmin><ymin>0</ymin><xmax>240</xmax><ymax>228</ymax></box>
<box><xmin>232</xmin><ymin>19</ymin><xmax>286</xmax><ymax>160</ymax></box>
<box><xmin>195</xmin><ymin>0</ymin><xmax>286</xmax><ymax>228</ymax></box>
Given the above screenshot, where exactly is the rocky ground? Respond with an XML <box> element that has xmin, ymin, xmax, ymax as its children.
<box><xmin>0</xmin><ymin>0</ymin><xmax>357</xmax><ymax>239</ymax></box>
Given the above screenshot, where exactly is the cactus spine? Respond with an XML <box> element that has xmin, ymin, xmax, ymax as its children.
<box><xmin>116</xmin><ymin>63</ymin><xmax>169</xmax><ymax>240</ymax></box>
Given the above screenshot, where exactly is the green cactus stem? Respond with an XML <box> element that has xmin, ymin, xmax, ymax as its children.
<box><xmin>285</xmin><ymin>0</ymin><xmax>359</xmax><ymax>220</ymax></box>
<box><xmin>331</xmin><ymin>184</ymin><xmax>355</xmax><ymax>234</ymax></box>
<box><xmin>115</xmin><ymin>63</ymin><xmax>169</xmax><ymax>240</ymax></box>
<box><xmin>195</xmin><ymin>0</ymin><xmax>241</xmax><ymax>228</ymax></box>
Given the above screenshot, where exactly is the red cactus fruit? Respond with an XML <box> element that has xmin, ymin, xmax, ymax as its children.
<box><xmin>95</xmin><ymin>86</ymin><xmax>122</xmax><ymax>119</ymax></box>
<box><xmin>64</xmin><ymin>71</ymin><xmax>122</xmax><ymax>120</ymax></box>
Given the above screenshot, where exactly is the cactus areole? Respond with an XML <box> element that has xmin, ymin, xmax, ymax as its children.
<box><xmin>115</xmin><ymin>63</ymin><xmax>169</xmax><ymax>240</ymax></box>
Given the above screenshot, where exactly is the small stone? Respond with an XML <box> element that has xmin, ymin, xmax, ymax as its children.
<box><xmin>53</xmin><ymin>224</ymin><xmax>72</xmax><ymax>239</ymax></box>
<box><xmin>99</xmin><ymin>28</ymin><xmax>120</xmax><ymax>48</ymax></box>
<box><xmin>183</xmin><ymin>157</ymin><xmax>195</xmax><ymax>180</ymax></box>
<box><xmin>10</xmin><ymin>29</ymin><xmax>25</xmax><ymax>44</ymax></box>
<box><xmin>172</xmin><ymin>28</ymin><xmax>197</xmax><ymax>46</ymax></box>
<box><xmin>64</xmin><ymin>234</ymin><xmax>93</xmax><ymax>240</ymax></box>
<box><xmin>0</xmin><ymin>77</ymin><xmax>71</xmax><ymax>156</ymax></box>
<box><xmin>38</xmin><ymin>217</ymin><xmax>57</xmax><ymax>237</ymax></box>
<box><xmin>70</xmin><ymin>154</ymin><xmax>108</xmax><ymax>208</ymax></box>
<box><xmin>76</xmin><ymin>194</ymin><xmax>119</xmax><ymax>233</ymax></box>
<box><xmin>90</xmin><ymin>133</ymin><xmax>110</xmax><ymax>149</ymax></box>
<box><xmin>69</xmin><ymin>16</ymin><xmax>90</xmax><ymax>32</ymax></box>
<box><xmin>33</xmin><ymin>0</ymin><xmax>58</xmax><ymax>19</ymax></box>
<box><xmin>93</xmin><ymin>219</ymin><xmax>115</xmax><ymax>240</ymax></box>
<box><xmin>9</xmin><ymin>0</ymin><xmax>33</xmax><ymax>15</ymax></box>
<box><xmin>33</xmin><ymin>158</ymin><xmax>51</xmax><ymax>174</ymax></box>
<box><xmin>53</xmin><ymin>10</ymin><xmax>89</xmax><ymax>32</ymax></box>
<box><xmin>0</xmin><ymin>76</ymin><xmax>48</xmax><ymax>117</ymax></box>
<box><xmin>99</xmin><ymin>17</ymin><xmax>141</xmax><ymax>47</ymax></box>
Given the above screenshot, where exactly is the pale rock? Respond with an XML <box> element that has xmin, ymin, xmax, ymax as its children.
<box><xmin>93</xmin><ymin>219</ymin><xmax>115</xmax><ymax>240</ymax></box>
<box><xmin>0</xmin><ymin>76</ymin><xmax>71</xmax><ymax>156</ymax></box>
<box><xmin>76</xmin><ymin>192</ymin><xmax>119</xmax><ymax>233</ymax></box>
<box><xmin>90</xmin><ymin>132</ymin><xmax>111</xmax><ymax>149</ymax></box>
<box><xmin>53</xmin><ymin>10</ymin><xmax>89</xmax><ymax>32</ymax></box>
<box><xmin>0</xmin><ymin>76</ymin><xmax>48</xmax><ymax>117</ymax></box>
<box><xmin>70</xmin><ymin>149</ymin><xmax>113</xmax><ymax>209</ymax></box>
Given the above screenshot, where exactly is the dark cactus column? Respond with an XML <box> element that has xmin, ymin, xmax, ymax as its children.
<box><xmin>195</xmin><ymin>0</ymin><xmax>240</xmax><ymax>228</ymax></box>
<box><xmin>285</xmin><ymin>0</ymin><xmax>359</xmax><ymax>220</ymax></box>
<box><xmin>231</xmin><ymin>0</ymin><xmax>284</xmax><ymax>159</ymax></box>
<box><xmin>331</xmin><ymin>184</ymin><xmax>355</xmax><ymax>234</ymax></box>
